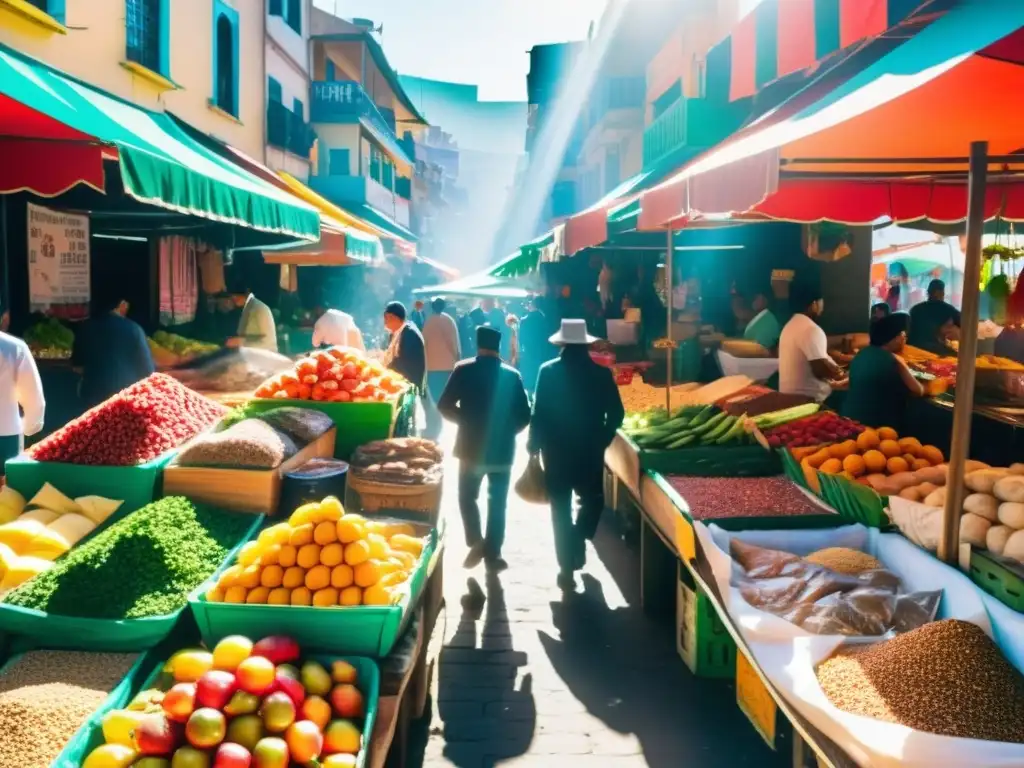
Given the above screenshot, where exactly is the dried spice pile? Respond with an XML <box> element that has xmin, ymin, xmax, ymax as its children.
<box><xmin>0</xmin><ymin>650</ymin><xmax>137</xmax><ymax>768</ymax></box>
<box><xmin>817</xmin><ymin>620</ymin><xmax>1024</xmax><ymax>742</ymax></box>
<box><xmin>805</xmin><ymin>547</ymin><xmax>884</xmax><ymax>576</ymax></box>
<box><xmin>4</xmin><ymin>497</ymin><xmax>252</xmax><ymax>619</ymax></box>
<box><xmin>666</xmin><ymin>475</ymin><xmax>828</xmax><ymax>520</ymax></box>
<box><xmin>177</xmin><ymin>418</ymin><xmax>298</xmax><ymax>468</ymax></box>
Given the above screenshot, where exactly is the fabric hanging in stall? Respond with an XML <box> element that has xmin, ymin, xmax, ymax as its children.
<box><xmin>158</xmin><ymin>236</ymin><xmax>199</xmax><ymax>325</ymax></box>
<box><xmin>196</xmin><ymin>245</ymin><xmax>227</xmax><ymax>295</ymax></box>
<box><xmin>279</xmin><ymin>264</ymin><xmax>298</xmax><ymax>293</ymax></box>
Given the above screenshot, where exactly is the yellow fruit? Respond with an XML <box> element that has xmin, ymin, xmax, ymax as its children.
<box><xmin>320</xmin><ymin>496</ymin><xmax>344</xmax><ymax>521</ymax></box>
<box><xmin>224</xmin><ymin>586</ymin><xmax>248</xmax><ymax>603</ymax></box>
<box><xmin>384</xmin><ymin>522</ymin><xmax>415</xmax><ymax>538</ymax></box>
<box><xmin>82</xmin><ymin>743</ymin><xmax>137</xmax><ymax>768</ymax></box>
<box><xmin>336</xmin><ymin>517</ymin><xmax>365</xmax><ymax>544</ymax></box>
<box><xmin>246</xmin><ymin>586</ymin><xmax>271</xmax><ymax>604</ymax></box>
<box><xmin>363</xmin><ymin>520</ymin><xmax>386</xmax><ymax>536</ymax></box>
<box><xmin>278</xmin><ymin>544</ymin><xmax>298</xmax><ymax>567</ymax></box>
<box><xmin>313</xmin><ymin>587</ymin><xmax>339</xmax><ymax>607</ymax></box>
<box><xmin>331</xmin><ymin>564</ymin><xmax>354</xmax><ymax>589</ymax></box>
<box><xmin>212</xmin><ymin>636</ymin><xmax>253</xmax><ymax>671</ymax></box>
<box><xmin>362</xmin><ymin>584</ymin><xmax>393</xmax><ymax>606</ymax></box>
<box><xmin>819</xmin><ymin>458</ymin><xmax>842</xmax><ymax>475</ymax></box>
<box><xmin>268</xmin><ymin>587</ymin><xmax>291</xmax><ymax>605</ymax></box>
<box><xmin>289</xmin><ymin>523</ymin><xmax>315</xmax><ymax>547</ymax></box>
<box><xmin>344</xmin><ymin>540</ymin><xmax>371</xmax><ymax>566</ymax></box>
<box><xmin>305</xmin><ymin>564</ymin><xmax>331</xmax><ymax>591</ymax></box>
<box><xmin>320</xmin><ymin>542</ymin><xmax>344</xmax><ymax>567</ymax></box>
<box><xmin>259</xmin><ymin>523</ymin><xmax>292</xmax><ymax>547</ymax></box>
<box><xmin>291</xmin><ymin>586</ymin><xmax>313</xmax><ymax>606</ymax></box>
<box><xmin>339</xmin><ymin>586</ymin><xmax>362</xmax><ymax>606</ymax></box>
<box><xmin>283</xmin><ymin>565</ymin><xmax>306</xmax><ymax>588</ymax></box>
<box><xmin>297</xmin><ymin>543</ymin><xmax>322</xmax><ymax>569</ymax></box>
<box><xmin>391</xmin><ymin>551</ymin><xmax>416</xmax><ymax>570</ymax></box>
<box><xmin>217</xmin><ymin>565</ymin><xmax>243</xmax><ymax>589</ymax></box>
<box><xmin>376</xmin><ymin>558</ymin><xmax>402</xmax><ymax>577</ymax></box>
<box><xmin>380</xmin><ymin>571</ymin><xmax>409</xmax><ymax>588</ymax></box>
<box><xmin>261</xmin><ymin>564</ymin><xmax>284</xmax><ymax>589</ymax></box>
<box><xmin>260</xmin><ymin>544</ymin><xmax>282</xmax><ymax>566</ymax></box>
<box><xmin>205</xmin><ymin>586</ymin><xmax>225</xmax><ymax>602</ymax></box>
<box><xmin>389</xmin><ymin>534</ymin><xmax>424</xmax><ymax>556</ymax></box>
<box><xmin>237</xmin><ymin>541</ymin><xmax>261</xmax><ymax>567</ymax></box>
<box><xmin>314</xmin><ymin>521</ymin><xmax>338</xmax><ymax>546</ymax></box>
<box><xmin>354</xmin><ymin>560</ymin><xmax>381</xmax><ymax>588</ymax></box>
<box><xmin>290</xmin><ymin>502</ymin><xmax>321</xmax><ymax>527</ymax></box>
<box><xmin>102</xmin><ymin>709</ymin><xmax>147</xmax><ymax>747</ymax></box>
<box><xmin>366</xmin><ymin>533</ymin><xmax>388</xmax><ymax>560</ymax></box>
<box><xmin>238</xmin><ymin>564</ymin><xmax>261</xmax><ymax>589</ymax></box>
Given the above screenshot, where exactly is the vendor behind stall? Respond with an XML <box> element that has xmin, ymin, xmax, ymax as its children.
<box><xmin>994</xmin><ymin>278</ymin><xmax>1024</xmax><ymax>364</ymax></box>
<box><xmin>743</xmin><ymin>289</ymin><xmax>782</xmax><ymax>351</ymax></box>
<box><xmin>908</xmin><ymin>279</ymin><xmax>960</xmax><ymax>354</ymax></box>
<box><xmin>232</xmin><ymin>293</ymin><xmax>278</xmax><ymax>353</ymax></box>
<box><xmin>843</xmin><ymin>314</ymin><xmax>925</xmax><ymax>433</ymax></box>
<box><xmin>311</xmin><ymin>306</ymin><xmax>365</xmax><ymax>351</ymax></box>
<box><xmin>778</xmin><ymin>281</ymin><xmax>847</xmax><ymax>403</ymax></box>
<box><xmin>0</xmin><ymin>301</ymin><xmax>44</xmax><ymax>469</ymax></box>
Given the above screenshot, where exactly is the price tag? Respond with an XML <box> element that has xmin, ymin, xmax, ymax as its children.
<box><xmin>736</xmin><ymin>652</ymin><xmax>777</xmax><ymax>748</ymax></box>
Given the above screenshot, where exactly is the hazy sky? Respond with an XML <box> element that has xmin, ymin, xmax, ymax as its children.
<box><xmin>313</xmin><ymin>0</ymin><xmax>766</xmax><ymax>102</ymax></box>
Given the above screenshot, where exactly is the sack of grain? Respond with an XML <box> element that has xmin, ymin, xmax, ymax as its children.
<box><xmin>177</xmin><ymin>419</ymin><xmax>298</xmax><ymax>469</ymax></box>
<box><xmin>255</xmin><ymin>406</ymin><xmax>335</xmax><ymax>445</ymax></box>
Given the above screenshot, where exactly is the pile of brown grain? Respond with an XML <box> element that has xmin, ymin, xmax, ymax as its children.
<box><xmin>0</xmin><ymin>650</ymin><xmax>138</xmax><ymax>768</ymax></box>
<box><xmin>817</xmin><ymin>619</ymin><xmax>1024</xmax><ymax>743</ymax></box>
<box><xmin>805</xmin><ymin>547</ymin><xmax>884</xmax><ymax>576</ymax></box>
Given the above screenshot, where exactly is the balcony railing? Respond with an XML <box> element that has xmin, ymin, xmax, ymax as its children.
<box><xmin>308</xmin><ymin>174</ymin><xmax>411</xmax><ymax>228</ymax></box>
<box><xmin>642</xmin><ymin>96</ymin><xmax>749</xmax><ymax>169</ymax></box>
<box><xmin>267</xmin><ymin>101</ymin><xmax>315</xmax><ymax>158</ymax></box>
<box><xmin>587</xmin><ymin>76</ymin><xmax>644</xmax><ymax>129</ymax></box>
<box><xmin>311</xmin><ymin>80</ymin><xmax>395</xmax><ymax>140</ymax></box>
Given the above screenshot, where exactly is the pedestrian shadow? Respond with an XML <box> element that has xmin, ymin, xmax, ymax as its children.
<box><xmin>538</xmin><ymin>572</ymin><xmax>787</xmax><ymax>768</ymax></box>
<box><xmin>431</xmin><ymin>571</ymin><xmax>536</xmax><ymax>767</ymax></box>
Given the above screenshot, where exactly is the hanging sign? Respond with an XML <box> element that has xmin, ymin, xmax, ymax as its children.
<box><xmin>27</xmin><ymin>203</ymin><xmax>90</xmax><ymax>319</ymax></box>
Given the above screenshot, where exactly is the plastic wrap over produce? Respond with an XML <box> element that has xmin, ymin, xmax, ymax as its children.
<box><xmin>167</xmin><ymin>348</ymin><xmax>294</xmax><ymax>392</ymax></box>
<box><xmin>696</xmin><ymin>523</ymin><xmax>1024</xmax><ymax>767</ymax></box>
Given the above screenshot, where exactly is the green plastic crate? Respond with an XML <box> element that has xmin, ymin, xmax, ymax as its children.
<box><xmin>641</xmin><ymin>444</ymin><xmax>781</xmax><ymax>478</ymax></box>
<box><xmin>5</xmin><ymin>451</ymin><xmax>177</xmax><ymax>515</ymax></box>
<box><xmin>56</xmin><ymin>652</ymin><xmax>379</xmax><ymax>768</ymax></box>
<box><xmin>970</xmin><ymin>549</ymin><xmax>1024</xmax><ymax>613</ymax></box>
<box><xmin>189</xmin><ymin>529</ymin><xmax>439</xmax><ymax>657</ymax></box>
<box><xmin>244</xmin><ymin>392</ymin><xmax>413</xmax><ymax>460</ymax></box>
<box><xmin>778</xmin><ymin>448</ymin><xmax>810</xmax><ymax>491</ymax></box>
<box><xmin>677</xmin><ymin>565</ymin><xmax>735</xmax><ymax>679</ymax></box>
<box><xmin>0</xmin><ymin>514</ymin><xmax>263</xmax><ymax>653</ymax></box>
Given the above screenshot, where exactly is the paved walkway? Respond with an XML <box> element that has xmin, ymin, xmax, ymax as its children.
<box><xmin>408</xmin><ymin>432</ymin><xmax>787</xmax><ymax>768</ymax></box>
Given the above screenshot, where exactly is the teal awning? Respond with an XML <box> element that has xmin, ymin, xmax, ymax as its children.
<box><xmin>341</xmin><ymin>202</ymin><xmax>418</xmax><ymax>243</ymax></box>
<box><xmin>413</xmin><ymin>272</ymin><xmax>529</xmax><ymax>300</ymax></box>
<box><xmin>0</xmin><ymin>44</ymin><xmax>321</xmax><ymax>242</ymax></box>
<box><xmin>488</xmin><ymin>248</ymin><xmax>543</xmax><ymax>279</ymax></box>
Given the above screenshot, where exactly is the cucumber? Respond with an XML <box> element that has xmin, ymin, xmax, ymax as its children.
<box><xmin>702</xmin><ymin>415</ymin><xmax>736</xmax><ymax>444</ymax></box>
<box><xmin>691</xmin><ymin>410</ymin><xmax>727</xmax><ymax>436</ymax></box>
<box><xmin>715</xmin><ymin>415</ymin><xmax>747</xmax><ymax>445</ymax></box>
<box><xmin>666</xmin><ymin>433</ymin><xmax>698</xmax><ymax>450</ymax></box>
<box><xmin>687</xmin><ymin>405</ymin><xmax>715</xmax><ymax>427</ymax></box>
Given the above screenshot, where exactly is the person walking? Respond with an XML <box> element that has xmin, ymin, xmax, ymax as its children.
<box><xmin>0</xmin><ymin>302</ymin><xmax>45</xmax><ymax>476</ymax></box>
<box><xmin>528</xmin><ymin>319</ymin><xmax>624</xmax><ymax>590</ymax></box>
<box><xmin>422</xmin><ymin>297</ymin><xmax>461</xmax><ymax>439</ymax></box>
<box><xmin>518</xmin><ymin>296</ymin><xmax>549</xmax><ymax>393</ymax></box>
<box><xmin>438</xmin><ymin>325</ymin><xmax>531</xmax><ymax>570</ymax></box>
<box><xmin>382</xmin><ymin>301</ymin><xmax>426</xmax><ymax>394</ymax></box>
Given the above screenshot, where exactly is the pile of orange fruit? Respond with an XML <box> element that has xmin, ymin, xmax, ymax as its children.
<box><xmin>794</xmin><ymin>427</ymin><xmax>946</xmax><ymax>483</ymax></box>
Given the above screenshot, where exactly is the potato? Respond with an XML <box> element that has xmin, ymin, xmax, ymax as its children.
<box><xmin>916</xmin><ymin>482</ymin><xmax>939</xmax><ymax>498</ymax></box>
<box><xmin>960</xmin><ymin>513</ymin><xmax>992</xmax><ymax>549</ymax></box>
<box><xmin>987</xmin><ymin>525</ymin><xmax>1013</xmax><ymax>556</ymax></box>
<box><xmin>923</xmin><ymin>487</ymin><xmax>948</xmax><ymax>507</ymax></box>
<box><xmin>888</xmin><ymin>471</ymin><xmax>920</xmax><ymax>492</ymax></box>
<box><xmin>993</xmin><ymin>475</ymin><xmax>1024</xmax><ymax>504</ymax></box>
<box><xmin>963</xmin><ymin>493</ymin><xmax>1000</xmax><ymax>523</ymax></box>
<box><xmin>866</xmin><ymin>474</ymin><xmax>890</xmax><ymax>492</ymax></box>
<box><xmin>965</xmin><ymin>469</ymin><xmax>1009</xmax><ymax>494</ymax></box>
<box><xmin>913</xmin><ymin>465</ymin><xmax>947</xmax><ymax>486</ymax></box>
<box><xmin>1009</xmin><ymin>463</ymin><xmax>1024</xmax><ymax>476</ymax></box>
<box><xmin>998</xmin><ymin>502</ymin><xmax>1024</xmax><ymax>530</ymax></box>
<box><xmin>1003</xmin><ymin>529</ymin><xmax>1024</xmax><ymax>563</ymax></box>
<box><xmin>965</xmin><ymin>460</ymin><xmax>991</xmax><ymax>474</ymax></box>
<box><xmin>898</xmin><ymin>487</ymin><xmax>922</xmax><ymax>502</ymax></box>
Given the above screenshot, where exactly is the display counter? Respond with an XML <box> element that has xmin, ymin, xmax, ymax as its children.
<box><xmin>907</xmin><ymin>396</ymin><xmax>1024</xmax><ymax>467</ymax></box>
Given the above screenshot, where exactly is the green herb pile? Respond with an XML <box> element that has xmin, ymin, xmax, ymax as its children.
<box><xmin>3</xmin><ymin>496</ymin><xmax>253</xmax><ymax>619</ymax></box>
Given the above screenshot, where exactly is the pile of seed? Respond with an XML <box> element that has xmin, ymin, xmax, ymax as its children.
<box><xmin>4</xmin><ymin>497</ymin><xmax>253</xmax><ymax>619</ymax></box>
<box><xmin>255</xmin><ymin>406</ymin><xmax>334</xmax><ymax>444</ymax></box>
<box><xmin>666</xmin><ymin>475</ymin><xmax>829</xmax><ymax>519</ymax></box>
<box><xmin>0</xmin><ymin>650</ymin><xmax>137</xmax><ymax>768</ymax></box>
<box><xmin>805</xmin><ymin>547</ymin><xmax>884</xmax><ymax>576</ymax></box>
<box><xmin>817</xmin><ymin>619</ymin><xmax>1024</xmax><ymax>742</ymax></box>
<box><xmin>177</xmin><ymin>418</ymin><xmax>297</xmax><ymax>468</ymax></box>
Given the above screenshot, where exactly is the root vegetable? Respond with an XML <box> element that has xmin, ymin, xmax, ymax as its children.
<box><xmin>960</xmin><ymin>513</ymin><xmax>991</xmax><ymax>548</ymax></box>
<box><xmin>987</xmin><ymin>525</ymin><xmax>1013</xmax><ymax>556</ymax></box>
<box><xmin>898</xmin><ymin>487</ymin><xmax>922</xmax><ymax>502</ymax></box>
<box><xmin>923</xmin><ymin>487</ymin><xmax>947</xmax><ymax>507</ymax></box>
<box><xmin>994</xmin><ymin>476</ymin><xmax>1024</xmax><ymax>504</ymax></box>
<box><xmin>963</xmin><ymin>493</ymin><xmax>999</xmax><ymax>523</ymax></box>
<box><xmin>966</xmin><ymin>469</ymin><xmax>1010</xmax><ymax>495</ymax></box>
<box><xmin>998</xmin><ymin>502</ymin><xmax>1024</xmax><ymax>531</ymax></box>
<box><xmin>1005</xmin><ymin>530</ymin><xmax>1024</xmax><ymax>562</ymax></box>
<box><xmin>1009</xmin><ymin>463</ymin><xmax>1024</xmax><ymax>476</ymax></box>
<box><xmin>912</xmin><ymin>466</ymin><xmax>947</xmax><ymax>486</ymax></box>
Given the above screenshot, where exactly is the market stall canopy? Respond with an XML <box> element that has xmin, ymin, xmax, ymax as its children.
<box><xmin>0</xmin><ymin>44</ymin><xmax>320</xmax><ymax>242</ymax></box>
<box><xmin>639</xmin><ymin>1</ymin><xmax>1024</xmax><ymax>229</ymax></box>
<box><xmin>413</xmin><ymin>254</ymin><xmax>460</xmax><ymax>280</ymax></box>
<box><xmin>261</xmin><ymin>218</ymin><xmax>380</xmax><ymax>266</ymax></box>
<box><xmin>412</xmin><ymin>272</ymin><xmax>529</xmax><ymax>300</ymax></box>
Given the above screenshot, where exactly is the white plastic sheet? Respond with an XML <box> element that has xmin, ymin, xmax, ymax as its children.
<box><xmin>697</xmin><ymin>522</ymin><xmax>1024</xmax><ymax>767</ymax></box>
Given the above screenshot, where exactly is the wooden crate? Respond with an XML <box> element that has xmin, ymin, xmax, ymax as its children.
<box><xmin>163</xmin><ymin>429</ymin><xmax>336</xmax><ymax>515</ymax></box>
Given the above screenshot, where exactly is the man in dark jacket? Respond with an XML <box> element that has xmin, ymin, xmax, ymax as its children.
<box><xmin>383</xmin><ymin>301</ymin><xmax>426</xmax><ymax>393</ymax></box>
<box><xmin>528</xmin><ymin>319</ymin><xmax>624</xmax><ymax>590</ymax></box>
<box><xmin>438</xmin><ymin>325</ymin><xmax>531</xmax><ymax>570</ymax></box>
<box><xmin>518</xmin><ymin>295</ymin><xmax>552</xmax><ymax>393</ymax></box>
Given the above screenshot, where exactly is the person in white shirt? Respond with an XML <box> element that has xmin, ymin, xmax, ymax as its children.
<box><xmin>778</xmin><ymin>281</ymin><xmax>847</xmax><ymax>402</ymax></box>
<box><xmin>311</xmin><ymin>307</ymin><xmax>365</xmax><ymax>352</ymax></box>
<box><xmin>422</xmin><ymin>297</ymin><xmax>461</xmax><ymax>439</ymax></box>
<box><xmin>0</xmin><ymin>307</ymin><xmax>45</xmax><ymax>473</ymax></box>
<box><xmin>232</xmin><ymin>293</ymin><xmax>278</xmax><ymax>353</ymax></box>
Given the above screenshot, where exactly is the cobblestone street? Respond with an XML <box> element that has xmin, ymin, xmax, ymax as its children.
<box><xmin>408</xmin><ymin>433</ymin><xmax>787</xmax><ymax>768</ymax></box>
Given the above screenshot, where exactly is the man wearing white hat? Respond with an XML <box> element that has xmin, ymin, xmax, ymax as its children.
<box><xmin>527</xmin><ymin>319</ymin><xmax>624</xmax><ymax>590</ymax></box>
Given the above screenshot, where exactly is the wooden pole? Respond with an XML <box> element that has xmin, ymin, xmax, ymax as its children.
<box><xmin>938</xmin><ymin>141</ymin><xmax>988</xmax><ymax>564</ymax></box>
<box><xmin>665</xmin><ymin>227</ymin><xmax>674</xmax><ymax>413</ymax></box>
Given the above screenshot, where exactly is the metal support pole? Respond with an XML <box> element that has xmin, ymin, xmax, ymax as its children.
<box><xmin>938</xmin><ymin>141</ymin><xmax>988</xmax><ymax>564</ymax></box>
<box><xmin>665</xmin><ymin>228</ymin><xmax>674</xmax><ymax>413</ymax></box>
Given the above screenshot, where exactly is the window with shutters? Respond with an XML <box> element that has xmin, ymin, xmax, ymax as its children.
<box><xmin>125</xmin><ymin>0</ymin><xmax>164</xmax><ymax>74</ymax></box>
<box><xmin>268</xmin><ymin>77</ymin><xmax>283</xmax><ymax>103</ymax></box>
<box><xmin>329</xmin><ymin>149</ymin><xmax>351</xmax><ymax>176</ymax></box>
<box><xmin>286</xmin><ymin>0</ymin><xmax>301</xmax><ymax>34</ymax></box>
<box><xmin>212</xmin><ymin>1</ymin><xmax>239</xmax><ymax>116</ymax></box>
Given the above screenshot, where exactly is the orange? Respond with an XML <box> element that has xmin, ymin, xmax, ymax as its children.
<box><xmin>268</xmin><ymin>587</ymin><xmax>291</xmax><ymax>605</ymax></box>
<box><xmin>806</xmin><ymin>448</ymin><xmax>831</xmax><ymax>469</ymax></box>
<box><xmin>331</xmin><ymin>564</ymin><xmax>355</xmax><ymax>589</ymax></box>
<box><xmin>305</xmin><ymin>564</ymin><xmax>331</xmax><ymax>591</ymax></box>
<box><xmin>223</xmin><ymin>586</ymin><xmax>248</xmax><ymax>604</ymax></box>
<box><xmin>205</xmin><ymin>586</ymin><xmax>225</xmax><ymax>603</ymax></box>
<box><xmin>320</xmin><ymin>496</ymin><xmax>344</xmax><ymax>521</ymax></box>
<box><xmin>301</xmin><ymin>696</ymin><xmax>333</xmax><ymax>730</ymax></box>
<box><xmin>339</xmin><ymin>586</ymin><xmax>362</xmax><ymax>606</ymax></box>
<box><xmin>898</xmin><ymin>437</ymin><xmax>922</xmax><ymax>456</ymax></box>
<box><xmin>237</xmin><ymin>541</ymin><xmax>261</xmax><ymax>567</ymax></box>
<box><xmin>362</xmin><ymin>584</ymin><xmax>393</xmax><ymax>606</ymax></box>
<box><xmin>289</xmin><ymin>523</ymin><xmax>315</xmax><ymax>547</ymax></box>
<box><xmin>291</xmin><ymin>586</ymin><xmax>313</xmax><ymax>606</ymax></box>
<box><xmin>879</xmin><ymin>440</ymin><xmax>901</xmax><ymax>458</ymax></box>
<box><xmin>238</xmin><ymin>564</ymin><xmax>261</xmax><ymax>589</ymax></box>
<box><xmin>278</xmin><ymin>545</ymin><xmax>298</xmax><ymax>568</ymax></box>
<box><xmin>862</xmin><ymin>450</ymin><xmax>887</xmax><ymax>474</ymax></box>
<box><xmin>246</xmin><ymin>586</ymin><xmax>271</xmax><ymax>604</ymax></box>
<box><xmin>842</xmin><ymin>454</ymin><xmax>866</xmax><ymax>477</ymax></box>
<box><xmin>289</xmin><ymin>502</ymin><xmax>320</xmax><ymax>528</ymax></box>
<box><xmin>283</xmin><ymin>566</ymin><xmax>306</xmax><ymax>589</ymax></box>
<box><xmin>336</xmin><ymin>517</ymin><xmax>366</xmax><ymax>544</ymax></box>
<box><xmin>217</xmin><ymin>564</ymin><xmax>243</xmax><ymax>590</ymax></box>
<box><xmin>912</xmin><ymin>458</ymin><xmax>931</xmax><ymax>472</ymax></box>
<box><xmin>902</xmin><ymin>453</ymin><xmax>917</xmax><ymax>467</ymax></box>
<box><xmin>313</xmin><ymin>587</ymin><xmax>340</xmax><ymax>607</ymax></box>
<box><xmin>877</xmin><ymin>426</ymin><xmax>899</xmax><ymax>441</ymax></box>
<box><xmin>320</xmin><ymin>542</ymin><xmax>344</xmax><ymax>567</ymax></box>
<box><xmin>260</xmin><ymin>523</ymin><xmax>292</xmax><ymax>547</ymax></box>
<box><xmin>260</xmin><ymin>544</ymin><xmax>282</xmax><ymax>566</ymax></box>
<box><xmin>856</xmin><ymin>429</ymin><xmax>880</xmax><ymax>452</ymax></box>
<box><xmin>344</xmin><ymin>540</ymin><xmax>371</xmax><ymax>566</ymax></box>
<box><xmin>829</xmin><ymin>441</ymin><xmax>856</xmax><ymax>460</ymax></box>
<box><xmin>297</xmin><ymin>543</ymin><xmax>322</xmax><ymax>569</ymax></box>
<box><xmin>260</xmin><ymin>564</ymin><xmax>284</xmax><ymax>589</ymax></box>
<box><xmin>314</xmin><ymin>521</ymin><xmax>338</xmax><ymax>546</ymax></box>
<box><xmin>354</xmin><ymin>560</ymin><xmax>382</xmax><ymax>588</ymax></box>
<box><xmin>819</xmin><ymin>458</ymin><xmax>842</xmax><ymax>475</ymax></box>
<box><xmin>920</xmin><ymin>445</ymin><xmax>944</xmax><ymax>465</ymax></box>
<box><xmin>886</xmin><ymin>456</ymin><xmax>910</xmax><ymax>475</ymax></box>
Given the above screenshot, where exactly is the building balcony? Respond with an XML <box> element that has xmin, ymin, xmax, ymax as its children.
<box><xmin>395</xmin><ymin>176</ymin><xmax>412</xmax><ymax>200</ymax></box>
<box><xmin>642</xmin><ymin>97</ymin><xmax>749</xmax><ymax>169</ymax></box>
<box><xmin>586</xmin><ymin>76</ymin><xmax>645</xmax><ymax>131</ymax></box>
<box><xmin>308</xmin><ymin>173</ymin><xmax>411</xmax><ymax>229</ymax></box>
<box><xmin>267</xmin><ymin>101</ymin><xmax>315</xmax><ymax>159</ymax></box>
<box><xmin>310</xmin><ymin>80</ymin><xmax>413</xmax><ymax>165</ymax></box>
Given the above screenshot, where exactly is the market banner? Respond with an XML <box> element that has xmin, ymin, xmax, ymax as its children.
<box><xmin>26</xmin><ymin>202</ymin><xmax>90</xmax><ymax>319</ymax></box>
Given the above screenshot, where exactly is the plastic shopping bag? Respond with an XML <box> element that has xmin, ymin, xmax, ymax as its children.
<box><xmin>515</xmin><ymin>454</ymin><xmax>548</xmax><ymax>504</ymax></box>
